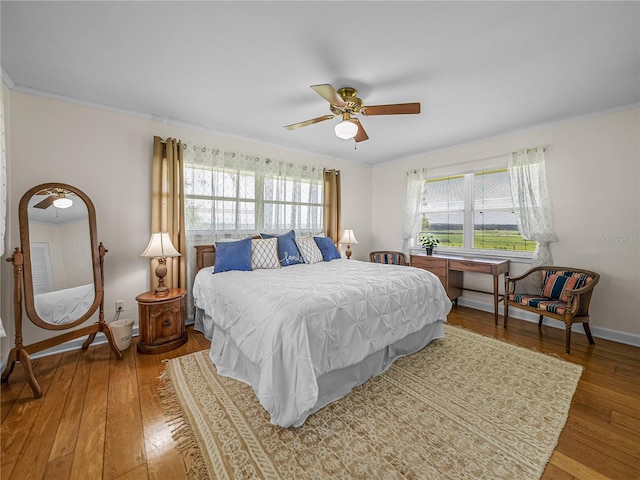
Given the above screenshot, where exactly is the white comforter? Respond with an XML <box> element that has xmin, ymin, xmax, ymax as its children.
<box><xmin>193</xmin><ymin>259</ymin><xmax>451</xmax><ymax>427</ymax></box>
<box><xmin>34</xmin><ymin>283</ymin><xmax>95</xmax><ymax>325</ymax></box>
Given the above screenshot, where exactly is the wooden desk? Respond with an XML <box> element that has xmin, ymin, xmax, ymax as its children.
<box><xmin>410</xmin><ymin>254</ymin><xmax>509</xmax><ymax>325</ymax></box>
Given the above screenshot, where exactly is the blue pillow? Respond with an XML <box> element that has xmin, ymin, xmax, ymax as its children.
<box><xmin>261</xmin><ymin>230</ymin><xmax>304</xmax><ymax>267</ymax></box>
<box><xmin>214</xmin><ymin>238</ymin><xmax>252</xmax><ymax>273</ymax></box>
<box><xmin>314</xmin><ymin>236</ymin><xmax>342</xmax><ymax>261</ymax></box>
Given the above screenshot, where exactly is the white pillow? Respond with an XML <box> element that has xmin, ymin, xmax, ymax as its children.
<box><xmin>295</xmin><ymin>236</ymin><xmax>324</xmax><ymax>264</ymax></box>
<box><xmin>251</xmin><ymin>238</ymin><xmax>280</xmax><ymax>270</ymax></box>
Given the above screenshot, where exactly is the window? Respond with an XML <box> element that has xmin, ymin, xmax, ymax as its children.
<box><xmin>30</xmin><ymin>242</ymin><xmax>54</xmax><ymax>294</ymax></box>
<box><xmin>263</xmin><ymin>174</ymin><xmax>322</xmax><ymax>232</ymax></box>
<box><xmin>421</xmin><ymin>168</ymin><xmax>535</xmax><ymax>254</ymax></box>
<box><xmin>184</xmin><ymin>163</ymin><xmax>323</xmax><ymax>235</ymax></box>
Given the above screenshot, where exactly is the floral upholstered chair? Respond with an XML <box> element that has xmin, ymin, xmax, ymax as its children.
<box><xmin>504</xmin><ymin>266</ymin><xmax>600</xmax><ymax>354</ymax></box>
<box><xmin>369</xmin><ymin>251</ymin><xmax>407</xmax><ymax>266</ymax></box>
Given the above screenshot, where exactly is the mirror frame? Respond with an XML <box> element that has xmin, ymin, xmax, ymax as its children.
<box><xmin>19</xmin><ymin>182</ymin><xmax>102</xmax><ymax>330</ymax></box>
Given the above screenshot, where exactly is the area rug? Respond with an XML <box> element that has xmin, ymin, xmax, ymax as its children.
<box><xmin>160</xmin><ymin>325</ymin><xmax>583</xmax><ymax>480</ymax></box>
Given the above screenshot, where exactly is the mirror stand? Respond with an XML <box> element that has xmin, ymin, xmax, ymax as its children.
<box><xmin>1</xmin><ymin>243</ymin><xmax>123</xmax><ymax>398</ymax></box>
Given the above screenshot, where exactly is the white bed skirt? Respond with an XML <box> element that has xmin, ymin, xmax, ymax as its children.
<box><xmin>195</xmin><ymin>309</ymin><xmax>445</xmax><ymax>428</ymax></box>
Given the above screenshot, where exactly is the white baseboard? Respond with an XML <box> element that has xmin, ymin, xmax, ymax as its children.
<box><xmin>457</xmin><ymin>297</ymin><xmax>640</xmax><ymax>348</ymax></box>
<box><xmin>2</xmin><ymin>306</ymin><xmax>637</xmax><ymax>375</ymax></box>
<box><xmin>0</xmin><ymin>321</ymin><xmax>196</xmax><ymax>374</ymax></box>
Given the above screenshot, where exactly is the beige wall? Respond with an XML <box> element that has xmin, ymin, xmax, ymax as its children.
<box><xmin>372</xmin><ymin>108</ymin><xmax>640</xmax><ymax>342</ymax></box>
<box><xmin>0</xmin><ymin>91</ymin><xmax>372</xmax><ymax>355</ymax></box>
<box><xmin>1</xmin><ymin>88</ymin><xmax>637</xmax><ymax>364</ymax></box>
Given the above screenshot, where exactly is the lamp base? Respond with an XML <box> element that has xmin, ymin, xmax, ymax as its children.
<box><xmin>154</xmin><ymin>258</ymin><xmax>170</xmax><ymax>296</ymax></box>
<box><xmin>345</xmin><ymin>244</ymin><xmax>352</xmax><ymax>260</ymax></box>
<box><xmin>153</xmin><ymin>285</ymin><xmax>170</xmax><ymax>296</ymax></box>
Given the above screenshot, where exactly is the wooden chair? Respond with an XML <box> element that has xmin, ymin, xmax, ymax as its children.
<box><xmin>369</xmin><ymin>251</ymin><xmax>407</xmax><ymax>266</ymax></box>
<box><xmin>504</xmin><ymin>266</ymin><xmax>600</xmax><ymax>354</ymax></box>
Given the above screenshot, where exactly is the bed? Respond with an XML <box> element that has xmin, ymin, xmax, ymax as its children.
<box><xmin>34</xmin><ymin>283</ymin><xmax>95</xmax><ymax>325</ymax></box>
<box><xmin>192</xmin><ymin>241</ymin><xmax>452</xmax><ymax>427</ymax></box>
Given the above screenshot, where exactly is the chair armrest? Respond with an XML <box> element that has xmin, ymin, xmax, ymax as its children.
<box><xmin>564</xmin><ymin>277</ymin><xmax>599</xmax><ymax>316</ymax></box>
<box><xmin>505</xmin><ymin>267</ymin><xmax>543</xmax><ymax>294</ymax></box>
<box><xmin>563</xmin><ymin>277</ymin><xmax>599</xmax><ymax>298</ymax></box>
<box><xmin>505</xmin><ymin>266</ymin><xmax>544</xmax><ymax>283</ymax></box>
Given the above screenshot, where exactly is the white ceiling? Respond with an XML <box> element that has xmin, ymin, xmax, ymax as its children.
<box><xmin>2</xmin><ymin>1</ymin><xmax>639</xmax><ymax>166</ymax></box>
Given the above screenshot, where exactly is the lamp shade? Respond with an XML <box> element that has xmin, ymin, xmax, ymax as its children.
<box><xmin>338</xmin><ymin>229</ymin><xmax>359</xmax><ymax>244</ymax></box>
<box><xmin>53</xmin><ymin>197</ymin><xmax>73</xmax><ymax>209</ymax></box>
<box><xmin>140</xmin><ymin>232</ymin><xmax>181</xmax><ymax>258</ymax></box>
<box><xmin>334</xmin><ymin>120</ymin><xmax>358</xmax><ymax>140</ymax></box>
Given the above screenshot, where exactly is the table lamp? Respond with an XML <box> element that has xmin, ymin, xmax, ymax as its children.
<box><xmin>338</xmin><ymin>229</ymin><xmax>359</xmax><ymax>260</ymax></box>
<box><xmin>141</xmin><ymin>232</ymin><xmax>181</xmax><ymax>295</ymax></box>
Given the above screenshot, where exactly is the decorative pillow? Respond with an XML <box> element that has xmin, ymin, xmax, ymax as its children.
<box><xmin>295</xmin><ymin>236</ymin><xmax>324</xmax><ymax>264</ymax></box>
<box><xmin>260</xmin><ymin>230</ymin><xmax>304</xmax><ymax>267</ymax></box>
<box><xmin>314</xmin><ymin>236</ymin><xmax>341</xmax><ymax>261</ymax></box>
<box><xmin>214</xmin><ymin>238</ymin><xmax>252</xmax><ymax>274</ymax></box>
<box><xmin>251</xmin><ymin>238</ymin><xmax>280</xmax><ymax>270</ymax></box>
<box><xmin>542</xmin><ymin>273</ymin><xmax>579</xmax><ymax>302</ymax></box>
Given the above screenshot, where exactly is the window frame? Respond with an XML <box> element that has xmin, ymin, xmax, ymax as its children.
<box><xmin>183</xmin><ymin>163</ymin><xmax>323</xmax><ymax>236</ymax></box>
<box><xmin>418</xmin><ymin>168</ymin><xmax>534</xmax><ymax>261</ymax></box>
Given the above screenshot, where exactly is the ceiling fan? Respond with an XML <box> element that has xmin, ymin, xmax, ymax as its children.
<box><xmin>33</xmin><ymin>188</ymin><xmax>74</xmax><ymax>209</ymax></box>
<box><xmin>284</xmin><ymin>84</ymin><xmax>421</xmax><ymax>142</ymax></box>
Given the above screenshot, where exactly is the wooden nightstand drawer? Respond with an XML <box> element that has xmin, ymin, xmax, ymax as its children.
<box><xmin>136</xmin><ymin>288</ymin><xmax>187</xmax><ymax>354</ymax></box>
<box><xmin>149</xmin><ymin>302</ymin><xmax>183</xmax><ymax>344</ymax></box>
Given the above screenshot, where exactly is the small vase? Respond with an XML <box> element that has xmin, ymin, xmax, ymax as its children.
<box><xmin>425</xmin><ymin>247</ymin><xmax>433</xmax><ymax>255</ymax></box>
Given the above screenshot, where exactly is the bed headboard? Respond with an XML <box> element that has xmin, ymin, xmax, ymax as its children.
<box><xmin>195</xmin><ymin>236</ymin><xmax>263</xmax><ymax>273</ymax></box>
<box><xmin>195</xmin><ymin>245</ymin><xmax>216</xmax><ymax>273</ymax></box>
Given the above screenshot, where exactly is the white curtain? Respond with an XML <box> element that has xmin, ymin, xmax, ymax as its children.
<box><xmin>508</xmin><ymin>146</ymin><xmax>556</xmax><ymax>266</ymax></box>
<box><xmin>182</xmin><ymin>144</ymin><xmax>324</xmax><ymax>318</ymax></box>
<box><xmin>401</xmin><ymin>168</ymin><xmax>426</xmax><ymax>256</ymax></box>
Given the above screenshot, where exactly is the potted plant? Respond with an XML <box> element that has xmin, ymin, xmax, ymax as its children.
<box><xmin>419</xmin><ymin>233</ymin><xmax>440</xmax><ymax>255</ymax></box>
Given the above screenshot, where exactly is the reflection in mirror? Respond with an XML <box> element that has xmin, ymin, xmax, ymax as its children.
<box><xmin>2</xmin><ymin>182</ymin><xmax>123</xmax><ymax>399</ymax></box>
<box><xmin>27</xmin><ymin>190</ymin><xmax>95</xmax><ymax>324</ymax></box>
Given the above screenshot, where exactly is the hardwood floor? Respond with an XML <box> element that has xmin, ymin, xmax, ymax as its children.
<box><xmin>1</xmin><ymin>307</ymin><xmax>639</xmax><ymax>479</ymax></box>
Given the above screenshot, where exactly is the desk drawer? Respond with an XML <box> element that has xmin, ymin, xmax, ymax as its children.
<box><xmin>449</xmin><ymin>259</ymin><xmax>493</xmax><ymax>274</ymax></box>
<box><xmin>422</xmin><ymin>266</ymin><xmax>447</xmax><ymax>278</ymax></box>
<box><xmin>411</xmin><ymin>256</ymin><xmax>447</xmax><ymax>269</ymax></box>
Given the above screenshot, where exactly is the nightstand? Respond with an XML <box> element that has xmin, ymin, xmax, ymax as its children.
<box><xmin>136</xmin><ymin>288</ymin><xmax>187</xmax><ymax>354</ymax></box>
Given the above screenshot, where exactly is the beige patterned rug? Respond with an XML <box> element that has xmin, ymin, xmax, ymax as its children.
<box><xmin>160</xmin><ymin>325</ymin><xmax>583</xmax><ymax>480</ymax></box>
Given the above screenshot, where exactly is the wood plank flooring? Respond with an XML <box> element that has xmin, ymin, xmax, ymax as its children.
<box><xmin>2</xmin><ymin>307</ymin><xmax>639</xmax><ymax>479</ymax></box>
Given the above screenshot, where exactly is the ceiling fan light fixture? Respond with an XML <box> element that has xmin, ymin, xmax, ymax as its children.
<box><xmin>334</xmin><ymin>120</ymin><xmax>358</xmax><ymax>140</ymax></box>
<box><xmin>53</xmin><ymin>196</ymin><xmax>73</xmax><ymax>209</ymax></box>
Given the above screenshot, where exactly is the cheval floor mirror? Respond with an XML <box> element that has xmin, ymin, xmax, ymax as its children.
<box><xmin>2</xmin><ymin>182</ymin><xmax>123</xmax><ymax>398</ymax></box>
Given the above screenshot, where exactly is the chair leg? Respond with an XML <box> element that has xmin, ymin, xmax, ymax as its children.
<box><xmin>503</xmin><ymin>303</ymin><xmax>509</xmax><ymax>329</ymax></box>
<box><xmin>565</xmin><ymin>323</ymin><xmax>572</xmax><ymax>354</ymax></box>
<box><xmin>538</xmin><ymin>315</ymin><xmax>544</xmax><ymax>328</ymax></box>
<box><xmin>583</xmin><ymin>323</ymin><xmax>595</xmax><ymax>345</ymax></box>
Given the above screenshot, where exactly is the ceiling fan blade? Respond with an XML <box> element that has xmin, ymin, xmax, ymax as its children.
<box><xmin>352</xmin><ymin>119</ymin><xmax>369</xmax><ymax>143</ymax></box>
<box><xmin>310</xmin><ymin>84</ymin><xmax>347</xmax><ymax>106</ymax></box>
<box><xmin>33</xmin><ymin>196</ymin><xmax>56</xmax><ymax>209</ymax></box>
<box><xmin>361</xmin><ymin>102</ymin><xmax>421</xmax><ymax>116</ymax></box>
<box><xmin>284</xmin><ymin>114</ymin><xmax>336</xmax><ymax>130</ymax></box>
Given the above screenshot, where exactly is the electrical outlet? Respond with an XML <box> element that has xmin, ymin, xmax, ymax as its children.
<box><xmin>116</xmin><ymin>300</ymin><xmax>124</xmax><ymax>313</ymax></box>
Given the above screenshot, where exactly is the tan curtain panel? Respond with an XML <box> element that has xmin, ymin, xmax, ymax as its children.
<box><xmin>323</xmin><ymin>169</ymin><xmax>341</xmax><ymax>244</ymax></box>
<box><xmin>150</xmin><ymin>136</ymin><xmax>186</xmax><ymax>291</ymax></box>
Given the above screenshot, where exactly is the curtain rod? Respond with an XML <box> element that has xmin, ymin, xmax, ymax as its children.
<box><xmin>438</xmin><ymin>146</ymin><xmax>547</xmax><ymax>168</ymax></box>
<box><xmin>511</xmin><ymin>146</ymin><xmax>546</xmax><ymax>155</ymax></box>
